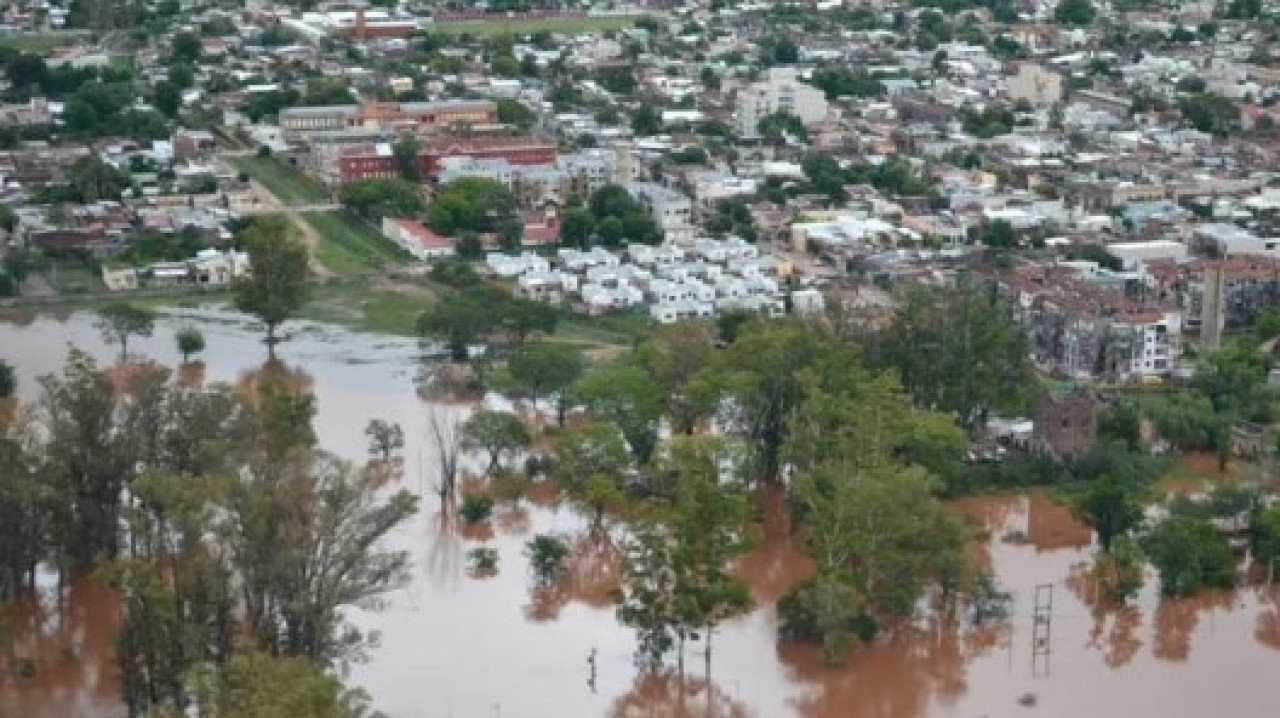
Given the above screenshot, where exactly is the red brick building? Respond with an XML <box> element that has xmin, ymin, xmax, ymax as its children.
<box><xmin>337</xmin><ymin>136</ymin><xmax>557</xmax><ymax>183</ymax></box>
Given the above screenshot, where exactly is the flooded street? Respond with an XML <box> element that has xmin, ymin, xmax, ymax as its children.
<box><xmin>2</xmin><ymin>309</ymin><xmax>1280</xmax><ymax>717</ymax></box>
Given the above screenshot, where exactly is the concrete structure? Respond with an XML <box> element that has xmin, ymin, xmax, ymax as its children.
<box><xmin>736</xmin><ymin>67</ymin><xmax>829</xmax><ymax>138</ymax></box>
<box><xmin>1032</xmin><ymin>390</ymin><xmax>1098</xmax><ymax>459</ymax></box>
<box><xmin>632</xmin><ymin>182</ymin><xmax>695</xmax><ymax>243</ymax></box>
<box><xmin>336</xmin><ymin>135</ymin><xmax>556</xmax><ymax>183</ymax></box>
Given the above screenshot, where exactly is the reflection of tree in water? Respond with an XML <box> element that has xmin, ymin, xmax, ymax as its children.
<box><xmin>524</xmin><ymin>531</ymin><xmax>621</xmax><ymax>622</ymax></box>
<box><xmin>1066</xmin><ymin>562</ymin><xmax>1144</xmax><ymax>668</ymax></box>
<box><xmin>608</xmin><ymin>670</ymin><xmax>750</xmax><ymax>718</ymax></box>
<box><xmin>1153</xmin><ymin>589</ymin><xmax>1236</xmax><ymax>663</ymax></box>
<box><xmin>424</xmin><ymin>507</ymin><xmax>463</xmax><ymax>589</ymax></box>
<box><xmin>1254</xmin><ymin>586</ymin><xmax>1280</xmax><ymax>651</ymax></box>
<box><xmin>732</xmin><ymin>485</ymin><xmax>814</xmax><ymax>604</ymax></box>
<box><xmin>234</xmin><ymin>358</ymin><xmax>315</xmax><ymax>406</ymax></box>
<box><xmin>1153</xmin><ymin>597</ymin><xmax>1199</xmax><ymax>661</ymax></box>
<box><xmin>494</xmin><ymin>505</ymin><xmax>531</xmax><ymax>536</ymax></box>
<box><xmin>0</xmin><ymin>576</ymin><xmax>120</xmax><ymax>715</ymax></box>
<box><xmin>779</xmin><ymin>614</ymin><xmax>1003</xmax><ymax>718</ymax></box>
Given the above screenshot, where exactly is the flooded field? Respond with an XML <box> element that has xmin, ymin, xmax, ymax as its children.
<box><xmin>2</xmin><ymin>309</ymin><xmax>1279</xmax><ymax>717</ymax></box>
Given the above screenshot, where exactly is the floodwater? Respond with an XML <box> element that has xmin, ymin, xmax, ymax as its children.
<box><xmin>2</xmin><ymin>308</ymin><xmax>1280</xmax><ymax>717</ymax></box>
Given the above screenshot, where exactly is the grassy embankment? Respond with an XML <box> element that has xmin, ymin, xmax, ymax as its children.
<box><xmin>0</xmin><ymin>34</ymin><xmax>74</xmax><ymax>53</ymax></box>
<box><xmin>227</xmin><ymin>155</ymin><xmax>330</xmax><ymax>206</ymax></box>
<box><xmin>426</xmin><ymin>15</ymin><xmax>638</xmax><ymax>37</ymax></box>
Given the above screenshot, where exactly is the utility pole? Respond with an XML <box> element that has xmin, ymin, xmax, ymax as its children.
<box><xmin>1031</xmin><ymin>582</ymin><xmax>1053</xmax><ymax>678</ymax></box>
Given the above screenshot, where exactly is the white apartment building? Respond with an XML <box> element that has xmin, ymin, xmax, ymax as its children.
<box><xmin>632</xmin><ymin>182</ymin><xmax>696</xmax><ymax>243</ymax></box>
<box><xmin>736</xmin><ymin>67</ymin><xmax>829</xmax><ymax>138</ymax></box>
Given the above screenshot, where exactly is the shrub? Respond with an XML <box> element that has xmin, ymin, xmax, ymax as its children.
<box><xmin>459</xmin><ymin>493</ymin><xmax>495</xmax><ymax>523</ymax></box>
<box><xmin>525</xmin><ymin>534</ymin><xmax>569</xmax><ymax>583</ymax></box>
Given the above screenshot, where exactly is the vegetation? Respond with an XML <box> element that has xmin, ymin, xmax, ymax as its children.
<box><xmin>340</xmin><ymin>178</ymin><xmax>425</xmax><ymax>222</ymax></box>
<box><xmin>0</xmin><ymin>348</ymin><xmax>417</xmax><ymax>714</ymax></box>
<box><xmin>461</xmin><ymin>408</ymin><xmax>532</xmax><ymax>476</ymax></box>
<box><xmin>559</xmin><ymin>185</ymin><xmax>661</xmax><ymax>249</ymax></box>
<box><xmin>228</xmin><ymin>156</ymin><xmax>330</xmax><ymax>206</ymax></box>
<box><xmin>95</xmin><ymin>302</ymin><xmax>156</xmax><ymax>361</ymax></box>
<box><xmin>0</xmin><ymin>359</ymin><xmax>13</xmax><ymax>399</ymax></box>
<box><xmin>874</xmin><ymin>278</ymin><xmax>1035</xmax><ymax>434</ymax></box>
<box><xmin>304</xmin><ymin>210</ymin><xmax>415</xmax><ymax>275</ymax></box>
<box><xmin>426</xmin><ymin>176</ymin><xmax>518</xmax><ymax>236</ymax></box>
<box><xmin>525</xmin><ymin>534</ymin><xmax>569</xmax><ymax>583</ymax></box>
<box><xmin>175</xmin><ymin>325</ymin><xmax>205</xmax><ymax>363</ymax></box>
<box><xmin>460</xmin><ymin>493</ymin><xmax>496</xmax><ymax>523</ymax></box>
<box><xmin>233</xmin><ymin>216</ymin><xmax>312</xmax><ymax>357</ymax></box>
<box><xmin>1142</xmin><ymin>514</ymin><xmax>1236</xmax><ymax>595</ymax></box>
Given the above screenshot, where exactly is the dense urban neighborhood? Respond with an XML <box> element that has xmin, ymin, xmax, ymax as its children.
<box><xmin>4</xmin><ymin>0</ymin><xmax>1280</xmax><ymax>716</ymax></box>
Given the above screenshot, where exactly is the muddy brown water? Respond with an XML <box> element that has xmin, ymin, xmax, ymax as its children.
<box><xmin>2</xmin><ymin>309</ymin><xmax>1280</xmax><ymax>717</ymax></box>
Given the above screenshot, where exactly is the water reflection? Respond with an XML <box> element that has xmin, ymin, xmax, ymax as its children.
<box><xmin>609</xmin><ymin>670</ymin><xmax>750</xmax><ymax>718</ymax></box>
<box><xmin>6</xmin><ymin>313</ymin><xmax>1280</xmax><ymax>718</ymax></box>
<box><xmin>0</xmin><ymin>577</ymin><xmax>122</xmax><ymax>718</ymax></box>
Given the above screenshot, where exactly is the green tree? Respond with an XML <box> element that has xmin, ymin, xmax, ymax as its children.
<box><xmin>393</xmin><ymin>134</ymin><xmax>420</xmax><ymax>181</ymax></box>
<box><xmin>573</xmin><ymin>365</ymin><xmax>664</xmax><ymax>463</ymax></box>
<box><xmin>340</xmin><ymin>178</ymin><xmax>424</xmax><ymax>220</ymax></box>
<box><xmin>497</xmin><ymin>217</ymin><xmax>523</xmax><ymax>254</ymax></box>
<box><xmin>175</xmin><ymin>325</ymin><xmax>205</xmax><ymax>363</ymax></box>
<box><xmin>689</xmin><ymin>319</ymin><xmax>825</xmax><ymax>482</ymax></box>
<box><xmin>631</xmin><ymin>105</ymin><xmax>662</xmax><ymax>136</ymax></box>
<box><xmin>425</xmin><ymin>176</ymin><xmax>517</xmax><ymax>235</ymax></box>
<box><xmin>877</xmin><ymin>278</ymin><xmax>1034</xmax><ymax>433</ymax></box>
<box><xmin>1251</xmin><ymin>504</ymin><xmax>1280</xmax><ymax>574</ymax></box>
<box><xmin>95</xmin><ymin>302</ymin><xmax>156</xmax><ymax>361</ymax></box>
<box><xmin>1141</xmin><ymin>514</ymin><xmax>1236</xmax><ymax>595</ymax></box>
<box><xmin>233</xmin><ymin>216</ymin><xmax>312</xmax><ymax>358</ymax></box>
<box><xmin>771</xmin><ymin>35</ymin><xmax>799</xmax><ymax>64</ymax></box>
<box><xmin>559</xmin><ymin>207</ymin><xmax>595</xmax><ymax>248</ymax></box>
<box><xmin>153</xmin><ymin>79</ymin><xmax>182</xmax><ymax>116</ymax></box>
<box><xmin>1054</xmin><ymin>0</ymin><xmax>1097</xmax><ymax>25</ymax></box>
<box><xmin>508</xmin><ymin>342</ymin><xmax>584</xmax><ymax>419</ymax></box>
<box><xmin>0</xmin><ymin>359</ymin><xmax>13</xmax><ymax>399</ymax></box>
<box><xmin>461</xmin><ymin>408</ymin><xmax>531</xmax><ymax>476</ymax></box>
<box><xmin>171</xmin><ymin>32</ymin><xmax>202</xmax><ymax>63</ymax></box>
<box><xmin>1069</xmin><ymin>475</ymin><xmax>1145</xmax><ymax>552</ymax></box>
<box><xmin>784</xmin><ymin>466</ymin><xmax>971</xmax><ymax>662</ymax></box>
<box><xmin>222</xmin><ymin>453</ymin><xmax>418</xmax><ymax>663</ymax></box>
<box><xmin>757</xmin><ymin>111</ymin><xmax>808</xmax><ymax>146</ymax></box>
<box><xmin>554</xmin><ymin>421</ymin><xmax>631</xmax><ymax>493</ymax></box>
<box><xmin>0</xmin><ymin>202</ymin><xmax>17</xmax><ymax>233</ymax></box>
<box><xmin>525</xmin><ymin>534</ymin><xmax>569</xmax><ymax>583</ymax></box>
<box><xmin>182</xmin><ymin>652</ymin><xmax>374</xmax><ymax>718</ymax></box>
<box><xmin>636</xmin><ymin>320</ymin><xmax>717</xmax><ymax>435</ymax></box>
<box><xmin>496</xmin><ymin>98</ymin><xmax>536</xmax><ymax>130</ymax></box>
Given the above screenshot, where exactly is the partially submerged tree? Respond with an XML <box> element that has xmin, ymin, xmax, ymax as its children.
<box><xmin>234</xmin><ymin>216</ymin><xmax>311</xmax><ymax>358</ymax></box>
<box><xmin>175</xmin><ymin>325</ymin><xmax>206</xmax><ymax>363</ymax></box>
<box><xmin>508</xmin><ymin>341</ymin><xmax>584</xmax><ymax>421</ymax></box>
<box><xmin>461</xmin><ymin>408</ymin><xmax>531</xmax><ymax>477</ymax></box>
<box><xmin>425</xmin><ymin>406</ymin><xmax>462</xmax><ymax>503</ymax></box>
<box><xmin>525</xmin><ymin>534</ymin><xmax>569</xmax><ymax>583</ymax></box>
<box><xmin>365</xmin><ymin>418</ymin><xmax>405</xmax><ymax>468</ymax></box>
<box><xmin>96</xmin><ymin>302</ymin><xmax>156</xmax><ymax>361</ymax></box>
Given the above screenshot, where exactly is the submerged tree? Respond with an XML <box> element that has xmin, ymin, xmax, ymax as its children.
<box><xmin>461</xmin><ymin>408</ymin><xmax>531</xmax><ymax>477</ymax></box>
<box><xmin>364</xmin><ymin>418</ymin><xmax>405</xmax><ymax>468</ymax></box>
<box><xmin>233</xmin><ymin>216</ymin><xmax>311</xmax><ymax>359</ymax></box>
<box><xmin>222</xmin><ymin>452</ymin><xmax>418</xmax><ymax>664</ymax></box>
<box><xmin>96</xmin><ymin>302</ymin><xmax>156</xmax><ymax>361</ymax></box>
<box><xmin>175</xmin><ymin>326</ymin><xmax>206</xmax><ymax>364</ymax></box>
